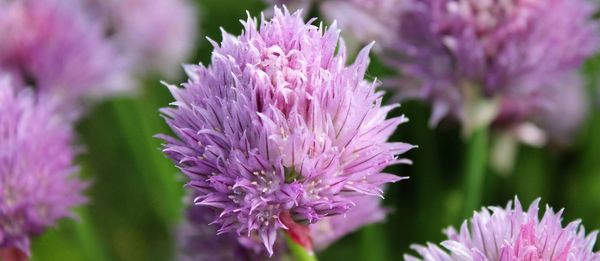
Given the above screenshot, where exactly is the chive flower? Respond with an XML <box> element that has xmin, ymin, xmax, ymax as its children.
<box><xmin>0</xmin><ymin>0</ymin><xmax>131</xmax><ymax>112</ymax></box>
<box><xmin>159</xmin><ymin>8</ymin><xmax>413</xmax><ymax>255</ymax></box>
<box><xmin>0</xmin><ymin>77</ymin><xmax>86</xmax><ymax>256</ymax></box>
<box><xmin>387</xmin><ymin>0</ymin><xmax>599</xmax><ymax>133</ymax></box>
<box><xmin>405</xmin><ymin>197</ymin><xmax>600</xmax><ymax>260</ymax></box>
<box><xmin>85</xmin><ymin>0</ymin><xmax>199</xmax><ymax>78</ymax></box>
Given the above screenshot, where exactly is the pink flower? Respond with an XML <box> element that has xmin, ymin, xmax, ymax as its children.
<box><xmin>405</xmin><ymin>197</ymin><xmax>600</xmax><ymax>261</ymax></box>
<box><xmin>0</xmin><ymin>0</ymin><xmax>131</xmax><ymax>113</ymax></box>
<box><xmin>0</xmin><ymin>77</ymin><xmax>86</xmax><ymax>255</ymax></box>
<box><xmin>159</xmin><ymin>8</ymin><xmax>413</xmax><ymax>255</ymax></box>
<box><xmin>86</xmin><ymin>0</ymin><xmax>199</xmax><ymax>78</ymax></box>
<box><xmin>387</xmin><ymin>0</ymin><xmax>599</xmax><ymax>134</ymax></box>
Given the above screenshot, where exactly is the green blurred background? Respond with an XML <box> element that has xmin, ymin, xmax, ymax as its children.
<box><xmin>29</xmin><ymin>0</ymin><xmax>600</xmax><ymax>260</ymax></box>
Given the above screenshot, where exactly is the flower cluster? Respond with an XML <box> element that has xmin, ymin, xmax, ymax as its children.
<box><xmin>387</xmin><ymin>0</ymin><xmax>599</xmax><ymax>133</ymax></box>
<box><xmin>405</xmin><ymin>197</ymin><xmax>600</xmax><ymax>260</ymax></box>
<box><xmin>0</xmin><ymin>0</ymin><xmax>199</xmax><ymax>257</ymax></box>
<box><xmin>320</xmin><ymin>0</ymin><xmax>399</xmax><ymax>47</ymax></box>
<box><xmin>0</xmin><ymin>78</ymin><xmax>86</xmax><ymax>255</ymax></box>
<box><xmin>160</xmin><ymin>8</ymin><xmax>412</xmax><ymax>254</ymax></box>
<box><xmin>264</xmin><ymin>1</ymin><xmax>400</xmax><ymax>47</ymax></box>
<box><xmin>0</xmin><ymin>0</ymin><xmax>130</xmax><ymax>112</ymax></box>
<box><xmin>0</xmin><ymin>0</ymin><xmax>198</xmax><ymax>114</ymax></box>
<box><xmin>85</xmin><ymin>0</ymin><xmax>199</xmax><ymax>78</ymax></box>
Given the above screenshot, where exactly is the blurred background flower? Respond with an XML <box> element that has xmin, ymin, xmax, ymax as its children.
<box><xmin>263</xmin><ymin>0</ymin><xmax>400</xmax><ymax>51</ymax></box>
<box><xmin>84</xmin><ymin>0</ymin><xmax>199</xmax><ymax>78</ymax></box>
<box><xmin>385</xmin><ymin>0</ymin><xmax>599</xmax><ymax>142</ymax></box>
<box><xmin>310</xmin><ymin>195</ymin><xmax>389</xmax><ymax>251</ymax></box>
<box><xmin>0</xmin><ymin>0</ymin><xmax>199</xmax><ymax>259</ymax></box>
<box><xmin>0</xmin><ymin>78</ymin><xmax>86</xmax><ymax>257</ymax></box>
<box><xmin>0</xmin><ymin>0</ymin><xmax>132</xmax><ymax>115</ymax></box>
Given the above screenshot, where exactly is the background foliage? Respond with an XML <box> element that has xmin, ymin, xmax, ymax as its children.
<box><xmin>29</xmin><ymin>0</ymin><xmax>600</xmax><ymax>260</ymax></box>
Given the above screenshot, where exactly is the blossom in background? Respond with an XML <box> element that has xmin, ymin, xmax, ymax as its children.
<box><xmin>534</xmin><ymin>75</ymin><xmax>588</xmax><ymax>145</ymax></box>
<box><xmin>319</xmin><ymin>0</ymin><xmax>400</xmax><ymax>48</ymax></box>
<box><xmin>386</xmin><ymin>0</ymin><xmax>599</xmax><ymax>138</ymax></box>
<box><xmin>0</xmin><ymin>78</ymin><xmax>87</xmax><ymax>256</ymax></box>
<box><xmin>404</xmin><ymin>197</ymin><xmax>600</xmax><ymax>260</ymax></box>
<box><xmin>159</xmin><ymin>8</ymin><xmax>413</xmax><ymax>255</ymax></box>
<box><xmin>310</xmin><ymin>195</ymin><xmax>388</xmax><ymax>250</ymax></box>
<box><xmin>86</xmin><ymin>0</ymin><xmax>198</xmax><ymax>78</ymax></box>
<box><xmin>178</xmin><ymin>195</ymin><xmax>389</xmax><ymax>260</ymax></box>
<box><xmin>263</xmin><ymin>0</ymin><xmax>400</xmax><ymax>48</ymax></box>
<box><xmin>0</xmin><ymin>0</ymin><xmax>131</xmax><ymax>114</ymax></box>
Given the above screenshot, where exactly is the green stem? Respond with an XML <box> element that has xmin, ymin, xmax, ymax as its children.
<box><xmin>360</xmin><ymin>225</ymin><xmax>388</xmax><ymax>261</ymax></box>
<box><xmin>284</xmin><ymin>236</ymin><xmax>318</xmax><ymax>261</ymax></box>
<box><xmin>134</xmin><ymin>92</ymin><xmax>184</xmax><ymax>220</ymax></box>
<box><xmin>411</xmin><ymin>104</ymin><xmax>443</xmax><ymax>241</ymax></box>
<box><xmin>73</xmin><ymin>208</ymin><xmax>109</xmax><ymax>261</ymax></box>
<box><xmin>514</xmin><ymin>146</ymin><xmax>546</xmax><ymax>202</ymax></box>
<box><xmin>462</xmin><ymin>127</ymin><xmax>489</xmax><ymax>218</ymax></box>
<box><xmin>110</xmin><ymin>99</ymin><xmax>182</xmax><ymax>224</ymax></box>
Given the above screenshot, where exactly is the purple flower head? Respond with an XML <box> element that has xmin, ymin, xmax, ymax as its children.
<box><xmin>0</xmin><ymin>77</ymin><xmax>87</xmax><ymax>255</ymax></box>
<box><xmin>85</xmin><ymin>0</ymin><xmax>199</xmax><ymax>78</ymax></box>
<box><xmin>0</xmin><ymin>0</ymin><xmax>131</xmax><ymax>114</ymax></box>
<box><xmin>159</xmin><ymin>7</ymin><xmax>413</xmax><ymax>255</ymax></box>
<box><xmin>405</xmin><ymin>197</ymin><xmax>600</xmax><ymax>261</ymax></box>
<box><xmin>388</xmin><ymin>0</ymin><xmax>599</xmax><ymax>129</ymax></box>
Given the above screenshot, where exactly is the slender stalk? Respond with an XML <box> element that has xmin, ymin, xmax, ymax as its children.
<box><xmin>514</xmin><ymin>146</ymin><xmax>546</xmax><ymax>202</ymax></box>
<box><xmin>411</xmin><ymin>104</ymin><xmax>443</xmax><ymax>240</ymax></box>
<box><xmin>285</xmin><ymin>236</ymin><xmax>318</xmax><ymax>261</ymax></box>
<box><xmin>462</xmin><ymin>127</ymin><xmax>489</xmax><ymax>218</ymax></box>
<box><xmin>110</xmin><ymin>98</ymin><xmax>181</xmax><ymax>224</ymax></box>
<box><xmin>134</xmin><ymin>94</ymin><xmax>184</xmax><ymax>221</ymax></box>
<box><xmin>574</xmin><ymin>57</ymin><xmax>600</xmax><ymax>227</ymax></box>
<box><xmin>73</xmin><ymin>208</ymin><xmax>109</xmax><ymax>261</ymax></box>
<box><xmin>581</xmin><ymin>112</ymin><xmax>600</xmax><ymax>171</ymax></box>
<box><xmin>360</xmin><ymin>225</ymin><xmax>388</xmax><ymax>261</ymax></box>
<box><xmin>580</xmin><ymin>56</ymin><xmax>600</xmax><ymax>171</ymax></box>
